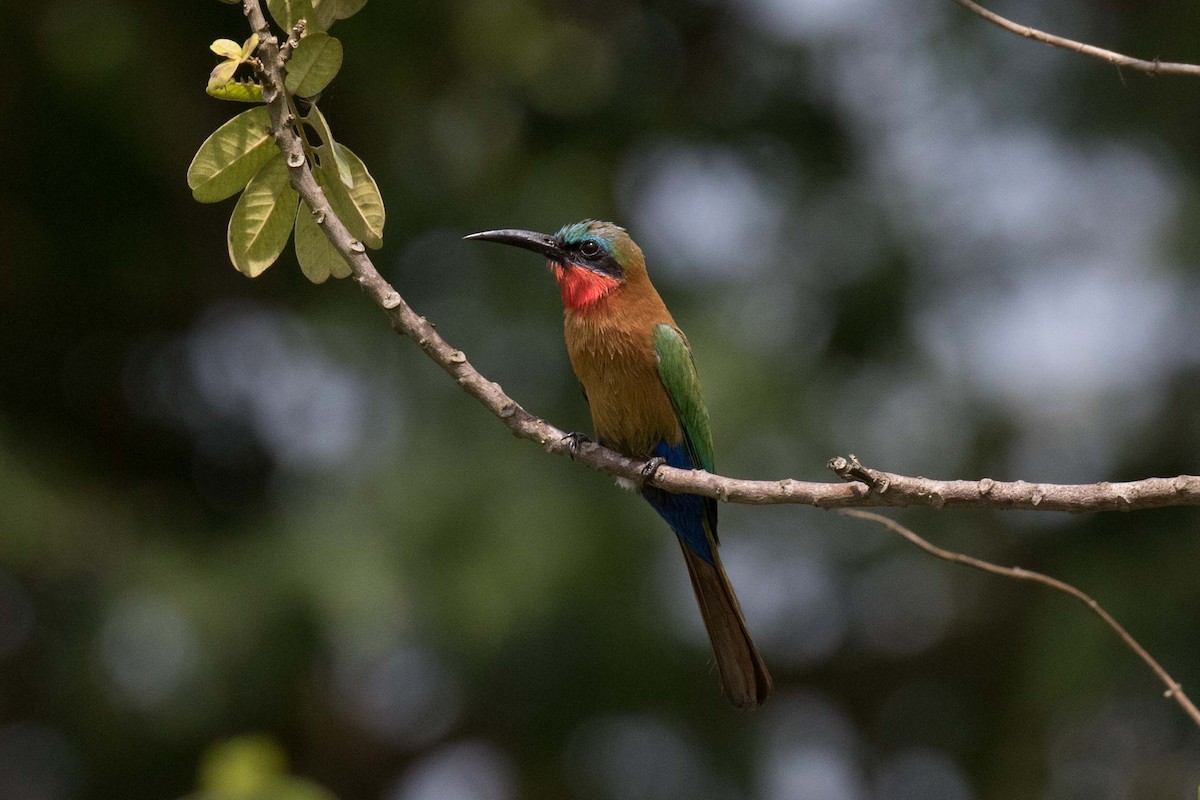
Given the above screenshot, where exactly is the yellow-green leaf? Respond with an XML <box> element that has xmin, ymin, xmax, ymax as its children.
<box><xmin>210</xmin><ymin>39</ymin><xmax>243</xmax><ymax>59</ymax></box>
<box><xmin>239</xmin><ymin>33</ymin><xmax>260</xmax><ymax>60</ymax></box>
<box><xmin>284</xmin><ymin>33</ymin><xmax>342</xmax><ymax>96</ymax></box>
<box><xmin>198</xmin><ymin>735</ymin><xmax>286</xmax><ymax>794</ymax></box>
<box><xmin>207</xmin><ymin>79</ymin><xmax>265</xmax><ymax>103</ymax></box>
<box><xmin>188</xmin><ymin>107</ymin><xmax>276</xmax><ymax>202</ymax></box>
<box><xmin>306</xmin><ymin>105</ymin><xmax>352</xmax><ymax>187</ymax></box>
<box><xmin>294</xmin><ymin>203</ymin><xmax>352</xmax><ymax>283</ymax></box>
<box><xmin>228</xmin><ymin>155</ymin><xmax>299</xmax><ymax>277</ymax></box>
<box><xmin>207</xmin><ymin>59</ymin><xmax>238</xmax><ymax>93</ymax></box>
<box><xmin>267</xmin><ymin>0</ymin><xmax>317</xmax><ymax>32</ymax></box>
<box><xmin>317</xmin><ymin>144</ymin><xmax>384</xmax><ymax>249</ymax></box>
<box><xmin>210</xmin><ymin>34</ymin><xmax>258</xmax><ymax>64</ymax></box>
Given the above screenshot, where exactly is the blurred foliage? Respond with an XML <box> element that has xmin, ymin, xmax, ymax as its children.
<box><xmin>2</xmin><ymin>1</ymin><xmax>1200</xmax><ymax>799</ymax></box>
<box><xmin>183</xmin><ymin>734</ymin><xmax>336</xmax><ymax>800</ymax></box>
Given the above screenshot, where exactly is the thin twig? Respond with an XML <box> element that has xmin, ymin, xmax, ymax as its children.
<box><xmin>840</xmin><ymin>509</ymin><xmax>1200</xmax><ymax>728</ymax></box>
<box><xmin>279</xmin><ymin>19</ymin><xmax>305</xmax><ymax>63</ymax></box>
<box><xmin>950</xmin><ymin>0</ymin><xmax>1200</xmax><ymax>77</ymax></box>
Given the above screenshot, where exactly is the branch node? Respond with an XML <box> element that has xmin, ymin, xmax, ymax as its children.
<box><xmin>1030</xmin><ymin>490</ymin><xmax>1043</xmax><ymax>507</ymax></box>
<box><xmin>448</xmin><ymin>350</ymin><xmax>467</xmax><ymax>364</ymax></box>
<box><xmin>349</xmin><ymin>240</ymin><xmax>366</xmax><ymax>253</ymax></box>
<box><xmin>280</xmin><ymin>19</ymin><xmax>307</xmax><ymax>62</ymax></box>
<box><xmin>829</xmin><ymin>453</ymin><xmax>889</xmax><ymax>492</ymax></box>
<box><xmin>499</xmin><ymin>403</ymin><xmax>517</xmax><ymax>419</ymax></box>
<box><xmin>978</xmin><ymin>477</ymin><xmax>994</xmax><ymax>495</ymax></box>
<box><xmin>286</xmin><ymin>151</ymin><xmax>305</xmax><ymax>168</ymax></box>
<box><xmin>380</xmin><ymin>291</ymin><xmax>402</xmax><ymax>309</ymax></box>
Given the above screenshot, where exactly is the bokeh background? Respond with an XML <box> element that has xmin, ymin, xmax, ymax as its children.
<box><xmin>3</xmin><ymin>0</ymin><xmax>1200</xmax><ymax>798</ymax></box>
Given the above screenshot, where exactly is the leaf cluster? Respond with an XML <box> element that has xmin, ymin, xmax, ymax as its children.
<box><xmin>187</xmin><ymin>0</ymin><xmax>383</xmax><ymax>283</ymax></box>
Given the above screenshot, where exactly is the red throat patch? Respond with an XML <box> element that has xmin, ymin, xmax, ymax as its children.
<box><xmin>551</xmin><ymin>264</ymin><xmax>620</xmax><ymax>312</ymax></box>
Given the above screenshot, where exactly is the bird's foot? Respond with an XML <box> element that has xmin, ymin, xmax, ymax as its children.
<box><xmin>641</xmin><ymin>456</ymin><xmax>667</xmax><ymax>484</ymax></box>
<box><xmin>562</xmin><ymin>432</ymin><xmax>592</xmax><ymax>459</ymax></box>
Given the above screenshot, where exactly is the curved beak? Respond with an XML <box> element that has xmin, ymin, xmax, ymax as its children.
<box><xmin>463</xmin><ymin>229</ymin><xmax>563</xmax><ymax>261</ymax></box>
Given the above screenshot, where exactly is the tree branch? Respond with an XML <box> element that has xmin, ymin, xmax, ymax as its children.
<box><xmin>840</xmin><ymin>509</ymin><xmax>1200</xmax><ymax>728</ymax></box>
<box><xmin>233</xmin><ymin>0</ymin><xmax>1200</xmax><ymax>731</ymax></box>
<box><xmin>950</xmin><ymin>0</ymin><xmax>1200</xmax><ymax>77</ymax></box>
<box><xmin>239</xmin><ymin>0</ymin><xmax>1200</xmax><ymax>516</ymax></box>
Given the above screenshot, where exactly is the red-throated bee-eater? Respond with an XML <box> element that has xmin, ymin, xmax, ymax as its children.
<box><xmin>465</xmin><ymin>220</ymin><xmax>772</xmax><ymax>709</ymax></box>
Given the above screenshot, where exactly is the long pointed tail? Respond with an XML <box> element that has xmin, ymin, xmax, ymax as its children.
<box><xmin>678</xmin><ymin>539</ymin><xmax>773</xmax><ymax>709</ymax></box>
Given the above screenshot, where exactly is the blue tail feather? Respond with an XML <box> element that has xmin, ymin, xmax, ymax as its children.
<box><xmin>642</xmin><ymin>440</ymin><xmax>715</xmax><ymax>564</ymax></box>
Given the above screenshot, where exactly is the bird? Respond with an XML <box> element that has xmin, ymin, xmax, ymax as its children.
<box><xmin>464</xmin><ymin>220</ymin><xmax>772</xmax><ymax>709</ymax></box>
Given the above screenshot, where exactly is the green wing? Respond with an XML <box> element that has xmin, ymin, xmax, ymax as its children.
<box><xmin>652</xmin><ymin>323</ymin><xmax>716</xmax><ymax>476</ymax></box>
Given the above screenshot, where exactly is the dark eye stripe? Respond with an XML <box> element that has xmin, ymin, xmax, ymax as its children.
<box><xmin>554</xmin><ymin>236</ymin><xmax>624</xmax><ymax>278</ymax></box>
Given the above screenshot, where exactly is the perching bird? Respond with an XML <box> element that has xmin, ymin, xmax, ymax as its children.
<box><xmin>465</xmin><ymin>220</ymin><xmax>772</xmax><ymax>709</ymax></box>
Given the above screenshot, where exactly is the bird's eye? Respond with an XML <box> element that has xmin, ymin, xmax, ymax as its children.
<box><xmin>579</xmin><ymin>239</ymin><xmax>601</xmax><ymax>258</ymax></box>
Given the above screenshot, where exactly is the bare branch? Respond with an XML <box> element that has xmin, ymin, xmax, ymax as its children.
<box><xmin>229</xmin><ymin>0</ymin><xmax>1200</xmax><ymax>730</ymax></box>
<box><xmin>950</xmin><ymin>0</ymin><xmax>1200</xmax><ymax>77</ymax></box>
<box><xmin>840</xmin><ymin>509</ymin><xmax>1200</xmax><ymax>727</ymax></box>
<box><xmin>236</xmin><ymin>0</ymin><xmax>1200</xmax><ymax>516</ymax></box>
<box><xmin>826</xmin><ymin>455</ymin><xmax>1200</xmax><ymax>512</ymax></box>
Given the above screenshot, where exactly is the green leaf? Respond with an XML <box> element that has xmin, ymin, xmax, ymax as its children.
<box><xmin>305</xmin><ymin>105</ymin><xmax>352</xmax><ymax>187</ymax></box>
<box><xmin>311</xmin><ymin>0</ymin><xmax>367</xmax><ymax>28</ymax></box>
<box><xmin>332</xmin><ymin>0</ymin><xmax>367</xmax><ymax>20</ymax></box>
<box><xmin>207</xmin><ymin>79</ymin><xmax>265</xmax><ymax>103</ymax></box>
<box><xmin>267</xmin><ymin>0</ymin><xmax>317</xmax><ymax>33</ymax></box>
<box><xmin>311</xmin><ymin>0</ymin><xmax>339</xmax><ymax>30</ymax></box>
<box><xmin>188</xmin><ymin>107</ymin><xmax>277</xmax><ymax>202</ymax></box>
<box><xmin>285</xmin><ymin>33</ymin><xmax>342</xmax><ymax>96</ymax></box>
<box><xmin>316</xmin><ymin>144</ymin><xmax>384</xmax><ymax>249</ymax></box>
<box><xmin>227</xmin><ymin>155</ymin><xmax>299</xmax><ymax>277</ymax></box>
<box><xmin>294</xmin><ymin>203</ymin><xmax>351</xmax><ymax>283</ymax></box>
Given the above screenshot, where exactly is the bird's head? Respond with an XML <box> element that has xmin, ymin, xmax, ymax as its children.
<box><xmin>464</xmin><ymin>220</ymin><xmax>645</xmax><ymax>313</ymax></box>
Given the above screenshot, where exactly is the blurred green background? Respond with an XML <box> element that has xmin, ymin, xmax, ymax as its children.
<box><xmin>3</xmin><ymin>0</ymin><xmax>1200</xmax><ymax>798</ymax></box>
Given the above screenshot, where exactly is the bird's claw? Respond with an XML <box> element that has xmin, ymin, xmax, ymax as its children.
<box><xmin>562</xmin><ymin>432</ymin><xmax>591</xmax><ymax>459</ymax></box>
<box><xmin>641</xmin><ymin>456</ymin><xmax>667</xmax><ymax>484</ymax></box>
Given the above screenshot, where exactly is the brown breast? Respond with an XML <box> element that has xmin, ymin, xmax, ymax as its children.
<box><xmin>562</xmin><ymin>283</ymin><xmax>682</xmax><ymax>457</ymax></box>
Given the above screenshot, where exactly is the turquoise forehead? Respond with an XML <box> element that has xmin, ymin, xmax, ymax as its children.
<box><xmin>555</xmin><ymin>220</ymin><xmax>626</xmax><ymax>248</ymax></box>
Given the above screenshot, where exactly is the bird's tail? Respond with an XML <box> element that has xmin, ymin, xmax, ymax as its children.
<box><xmin>678</xmin><ymin>539</ymin><xmax>773</xmax><ymax>709</ymax></box>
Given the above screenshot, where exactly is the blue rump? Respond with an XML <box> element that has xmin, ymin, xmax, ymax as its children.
<box><xmin>642</xmin><ymin>440</ymin><xmax>715</xmax><ymax>564</ymax></box>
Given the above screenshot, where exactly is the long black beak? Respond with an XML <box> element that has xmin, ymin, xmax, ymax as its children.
<box><xmin>463</xmin><ymin>229</ymin><xmax>562</xmax><ymax>261</ymax></box>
